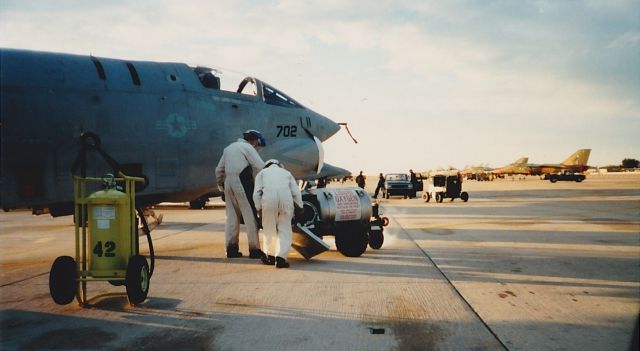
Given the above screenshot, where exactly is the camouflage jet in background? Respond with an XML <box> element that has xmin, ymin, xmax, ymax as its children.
<box><xmin>491</xmin><ymin>157</ymin><xmax>530</xmax><ymax>177</ymax></box>
<box><xmin>527</xmin><ymin>149</ymin><xmax>591</xmax><ymax>176</ymax></box>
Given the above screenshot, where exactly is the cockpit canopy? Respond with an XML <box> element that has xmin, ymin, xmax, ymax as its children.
<box><xmin>192</xmin><ymin>66</ymin><xmax>302</xmax><ymax>109</ymax></box>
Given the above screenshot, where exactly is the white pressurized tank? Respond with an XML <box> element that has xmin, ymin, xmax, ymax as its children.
<box><xmin>315</xmin><ymin>188</ymin><xmax>372</xmax><ymax>225</ymax></box>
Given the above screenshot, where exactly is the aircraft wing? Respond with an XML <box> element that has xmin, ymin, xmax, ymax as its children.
<box><xmin>296</xmin><ymin>162</ymin><xmax>351</xmax><ymax>180</ymax></box>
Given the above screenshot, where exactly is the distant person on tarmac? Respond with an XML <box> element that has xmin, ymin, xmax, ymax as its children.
<box><xmin>215</xmin><ymin>130</ymin><xmax>266</xmax><ymax>259</ymax></box>
<box><xmin>373</xmin><ymin>173</ymin><xmax>385</xmax><ymax>199</ymax></box>
<box><xmin>410</xmin><ymin>169</ymin><xmax>418</xmax><ymax>190</ymax></box>
<box><xmin>253</xmin><ymin>159</ymin><xmax>303</xmax><ymax>268</ymax></box>
<box><xmin>355</xmin><ymin>171</ymin><xmax>366</xmax><ymax>189</ymax></box>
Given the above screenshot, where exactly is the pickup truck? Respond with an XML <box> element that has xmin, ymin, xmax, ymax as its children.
<box><xmin>383</xmin><ymin>173</ymin><xmax>415</xmax><ymax>199</ymax></box>
<box><xmin>547</xmin><ymin>172</ymin><xmax>586</xmax><ymax>183</ymax></box>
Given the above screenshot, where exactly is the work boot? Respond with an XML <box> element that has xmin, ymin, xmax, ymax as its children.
<box><xmin>226</xmin><ymin>244</ymin><xmax>243</xmax><ymax>258</ymax></box>
<box><xmin>260</xmin><ymin>253</ymin><xmax>276</xmax><ymax>265</ymax></box>
<box><xmin>249</xmin><ymin>248</ymin><xmax>264</xmax><ymax>259</ymax></box>
<box><xmin>275</xmin><ymin>256</ymin><xmax>289</xmax><ymax>269</ymax></box>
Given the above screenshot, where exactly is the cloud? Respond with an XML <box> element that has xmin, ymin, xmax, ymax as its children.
<box><xmin>0</xmin><ymin>0</ymin><xmax>638</xmax><ymax>170</ymax></box>
<box><xmin>609</xmin><ymin>31</ymin><xmax>640</xmax><ymax>48</ymax></box>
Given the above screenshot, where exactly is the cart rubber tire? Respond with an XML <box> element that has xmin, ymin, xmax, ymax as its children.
<box><xmin>436</xmin><ymin>193</ymin><xmax>443</xmax><ymax>203</ymax></box>
<box><xmin>49</xmin><ymin>256</ymin><xmax>77</xmax><ymax>305</ymax></box>
<box><xmin>550</xmin><ymin>178</ymin><xmax>558</xmax><ymax>183</ymax></box>
<box><xmin>369</xmin><ymin>230</ymin><xmax>384</xmax><ymax>250</ymax></box>
<box><xmin>426</xmin><ymin>193</ymin><xmax>431</xmax><ymax>202</ymax></box>
<box><xmin>461</xmin><ymin>192</ymin><xmax>469</xmax><ymax>202</ymax></box>
<box><xmin>126</xmin><ymin>255</ymin><xmax>150</xmax><ymax>305</ymax></box>
<box><xmin>335</xmin><ymin>226</ymin><xmax>369</xmax><ymax>257</ymax></box>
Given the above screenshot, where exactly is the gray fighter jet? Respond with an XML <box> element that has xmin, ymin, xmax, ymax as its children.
<box><xmin>0</xmin><ymin>48</ymin><xmax>347</xmax><ymax>215</ymax></box>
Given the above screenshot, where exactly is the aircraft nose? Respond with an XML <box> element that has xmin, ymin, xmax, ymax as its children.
<box><xmin>309</xmin><ymin>110</ymin><xmax>340</xmax><ymax>142</ymax></box>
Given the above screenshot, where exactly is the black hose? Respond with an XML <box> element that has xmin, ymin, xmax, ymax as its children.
<box><xmin>136</xmin><ymin>208</ymin><xmax>155</xmax><ymax>277</ymax></box>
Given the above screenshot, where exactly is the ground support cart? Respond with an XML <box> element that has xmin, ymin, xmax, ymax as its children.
<box><xmin>49</xmin><ymin>173</ymin><xmax>150</xmax><ymax>306</ymax></box>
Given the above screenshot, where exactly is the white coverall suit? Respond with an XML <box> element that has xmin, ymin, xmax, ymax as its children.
<box><xmin>253</xmin><ymin>165</ymin><xmax>303</xmax><ymax>259</ymax></box>
<box><xmin>215</xmin><ymin>139</ymin><xmax>265</xmax><ymax>252</ymax></box>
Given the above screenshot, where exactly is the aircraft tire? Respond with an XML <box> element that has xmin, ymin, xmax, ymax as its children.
<box><xmin>126</xmin><ymin>255</ymin><xmax>150</xmax><ymax>305</ymax></box>
<box><xmin>335</xmin><ymin>225</ymin><xmax>368</xmax><ymax>257</ymax></box>
<box><xmin>49</xmin><ymin>256</ymin><xmax>77</xmax><ymax>305</ymax></box>
<box><xmin>461</xmin><ymin>192</ymin><xmax>469</xmax><ymax>202</ymax></box>
<box><xmin>189</xmin><ymin>199</ymin><xmax>206</xmax><ymax>209</ymax></box>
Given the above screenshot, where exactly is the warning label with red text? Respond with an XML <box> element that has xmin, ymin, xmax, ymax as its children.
<box><xmin>334</xmin><ymin>190</ymin><xmax>361</xmax><ymax>221</ymax></box>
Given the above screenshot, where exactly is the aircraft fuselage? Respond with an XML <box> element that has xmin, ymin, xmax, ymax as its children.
<box><xmin>0</xmin><ymin>48</ymin><xmax>340</xmax><ymax>215</ymax></box>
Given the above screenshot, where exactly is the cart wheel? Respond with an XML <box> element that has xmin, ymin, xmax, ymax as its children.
<box><xmin>550</xmin><ymin>178</ymin><xmax>558</xmax><ymax>183</ymax></box>
<box><xmin>403</xmin><ymin>195</ymin><xmax>407</xmax><ymax>199</ymax></box>
<box><xmin>369</xmin><ymin>230</ymin><xmax>384</xmax><ymax>249</ymax></box>
<box><xmin>436</xmin><ymin>193</ymin><xmax>443</xmax><ymax>203</ymax></box>
<box><xmin>126</xmin><ymin>255</ymin><xmax>150</xmax><ymax>305</ymax></box>
<box><xmin>426</xmin><ymin>193</ymin><xmax>431</xmax><ymax>202</ymax></box>
<box><xmin>335</xmin><ymin>225</ymin><xmax>369</xmax><ymax>257</ymax></box>
<box><xmin>381</xmin><ymin>217</ymin><xmax>390</xmax><ymax>227</ymax></box>
<box><xmin>49</xmin><ymin>256</ymin><xmax>77</xmax><ymax>305</ymax></box>
<box><xmin>461</xmin><ymin>192</ymin><xmax>469</xmax><ymax>202</ymax></box>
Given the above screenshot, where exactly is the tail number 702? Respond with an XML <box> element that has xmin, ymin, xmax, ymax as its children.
<box><xmin>276</xmin><ymin>125</ymin><xmax>297</xmax><ymax>137</ymax></box>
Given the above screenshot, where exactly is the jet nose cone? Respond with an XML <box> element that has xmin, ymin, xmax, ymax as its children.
<box><xmin>309</xmin><ymin>111</ymin><xmax>340</xmax><ymax>142</ymax></box>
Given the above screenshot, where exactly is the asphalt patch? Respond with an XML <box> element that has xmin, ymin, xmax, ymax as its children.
<box><xmin>22</xmin><ymin>327</ymin><xmax>117</xmax><ymax>350</ymax></box>
<box><xmin>390</xmin><ymin>321</ymin><xmax>444</xmax><ymax>351</ymax></box>
<box><xmin>122</xmin><ymin>328</ymin><xmax>218</xmax><ymax>351</ymax></box>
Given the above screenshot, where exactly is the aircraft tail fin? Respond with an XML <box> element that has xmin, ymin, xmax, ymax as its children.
<box><xmin>562</xmin><ymin>149</ymin><xmax>591</xmax><ymax>166</ymax></box>
<box><xmin>513</xmin><ymin>157</ymin><xmax>528</xmax><ymax>165</ymax></box>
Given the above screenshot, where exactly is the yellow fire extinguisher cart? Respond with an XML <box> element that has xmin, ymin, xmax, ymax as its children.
<box><xmin>49</xmin><ymin>173</ymin><xmax>150</xmax><ymax>306</ymax></box>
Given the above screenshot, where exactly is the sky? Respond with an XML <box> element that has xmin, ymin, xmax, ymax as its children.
<box><xmin>1</xmin><ymin>0</ymin><xmax>638</xmax><ymax>174</ymax></box>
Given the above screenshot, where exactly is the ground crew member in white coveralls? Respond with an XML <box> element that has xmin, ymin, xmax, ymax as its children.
<box><xmin>253</xmin><ymin>159</ymin><xmax>303</xmax><ymax>268</ymax></box>
<box><xmin>215</xmin><ymin>130</ymin><xmax>266</xmax><ymax>258</ymax></box>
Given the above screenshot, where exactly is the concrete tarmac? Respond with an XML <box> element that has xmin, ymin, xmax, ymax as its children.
<box><xmin>1</xmin><ymin>174</ymin><xmax>638</xmax><ymax>350</ymax></box>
